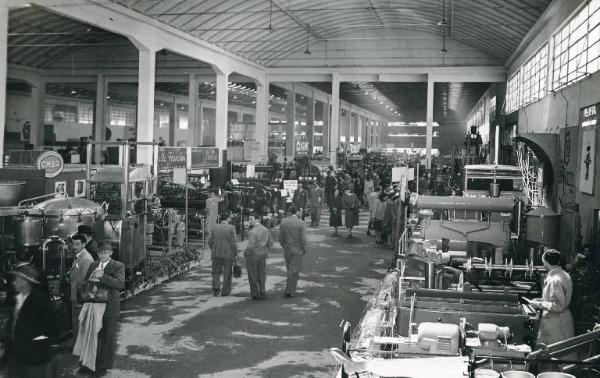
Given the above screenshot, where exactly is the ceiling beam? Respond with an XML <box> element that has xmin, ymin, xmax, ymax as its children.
<box><xmin>368</xmin><ymin>0</ymin><xmax>388</xmax><ymax>28</ymax></box>
<box><xmin>271</xmin><ymin>0</ymin><xmax>323</xmax><ymax>41</ymax></box>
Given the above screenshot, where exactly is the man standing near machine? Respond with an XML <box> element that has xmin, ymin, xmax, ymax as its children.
<box><xmin>279</xmin><ymin>206</ymin><xmax>307</xmax><ymax>298</ymax></box>
<box><xmin>530</xmin><ymin>249</ymin><xmax>575</xmax><ymax>348</ymax></box>
<box><xmin>69</xmin><ymin>234</ymin><xmax>94</xmax><ymax>334</ymax></box>
<box><xmin>77</xmin><ymin>225</ymin><xmax>99</xmax><ymax>261</ymax></box>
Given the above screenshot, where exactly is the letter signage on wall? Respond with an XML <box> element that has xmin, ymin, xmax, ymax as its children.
<box><xmin>157</xmin><ymin>147</ymin><xmax>187</xmax><ymax>171</ymax></box>
<box><xmin>36</xmin><ymin>151</ymin><xmax>64</xmax><ymax>178</ymax></box>
<box><xmin>190</xmin><ymin>147</ymin><xmax>219</xmax><ymax>169</ymax></box>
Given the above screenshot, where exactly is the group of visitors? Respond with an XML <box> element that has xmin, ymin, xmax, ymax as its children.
<box><xmin>1</xmin><ymin>225</ymin><xmax>123</xmax><ymax>378</ymax></box>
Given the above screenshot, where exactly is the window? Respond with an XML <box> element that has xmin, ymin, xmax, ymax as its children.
<box><xmin>154</xmin><ymin>110</ymin><xmax>170</xmax><ymax>128</ymax></box>
<box><xmin>506</xmin><ymin>71</ymin><xmax>521</xmax><ymax>113</ymax></box>
<box><xmin>178</xmin><ymin>115</ymin><xmax>188</xmax><ymax>130</ymax></box>
<box><xmin>109</xmin><ymin>105</ymin><xmax>135</xmax><ymax>127</ymax></box>
<box><xmin>522</xmin><ymin>44</ymin><xmax>548</xmax><ymax>106</ymax></box>
<box><xmin>553</xmin><ymin>0</ymin><xmax>600</xmax><ymax>90</ymax></box>
<box><xmin>78</xmin><ymin>102</ymin><xmax>94</xmax><ymax>125</ymax></box>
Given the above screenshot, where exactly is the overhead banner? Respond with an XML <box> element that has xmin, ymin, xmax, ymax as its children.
<box><xmin>157</xmin><ymin>147</ymin><xmax>187</xmax><ymax>171</ymax></box>
<box><xmin>190</xmin><ymin>147</ymin><xmax>219</xmax><ymax>169</ymax></box>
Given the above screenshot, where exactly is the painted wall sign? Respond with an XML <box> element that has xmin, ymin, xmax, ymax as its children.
<box><xmin>36</xmin><ymin>151</ymin><xmax>64</xmax><ymax>178</ymax></box>
<box><xmin>581</xmin><ymin>104</ymin><xmax>598</xmax><ymax>127</ymax></box>
<box><xmin>190</xmin><ymin>147</ymin><xmax>219</xmax><ymax>169</ymax></box>
<box><xmin>579</xmin><ymin>127</ymin><xmax>596</xmax><ymax>194</ymax></box>
<box><xmin>157</xmin><ymin>147</ymin><xmax>187</xmax><ymax>171</ymax></box>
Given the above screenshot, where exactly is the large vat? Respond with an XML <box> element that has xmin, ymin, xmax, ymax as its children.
<box><xmin>525</xmin><ymin>207</ymin><xmax>559</xmax><ymax>249</ymax></box>
<box><xmin>0</xmin><ymin>181</ymin><xmax>25</xmax><ymax>206</ymax></box>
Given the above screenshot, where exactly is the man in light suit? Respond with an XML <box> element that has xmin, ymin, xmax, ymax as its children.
<box><xmin>279</xmin><ymin>205</ymin><xmax>307</xmax><ymax>298</ymax></box>
<box><xmin>69</xmin><ymin>233</ymin><xmax>94</xmax><ymax>334</ymax></box>
<box><xmin>208</xmin><ymin>212</ymin><xmax>238</xmax><ymax>296</ymax></box>
<box><xmin>80</xmin><ymin>241</ymin><xmax>125</xmax><ymax>377</ymax></box>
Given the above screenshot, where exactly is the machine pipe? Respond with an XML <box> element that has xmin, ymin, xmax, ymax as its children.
<box><xmin>416</xmin><ymin>195</ymin><xmax>514</xmax><ymax>212</ymax></box>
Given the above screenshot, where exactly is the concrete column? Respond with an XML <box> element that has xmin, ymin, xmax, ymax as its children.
<box><xmin>168</xmin><ymin>100</ymin><xmax>176</xmax><ymax>146</ymax></box>
<box><xmin>198</xmin><ymin>100</ymin><xmax>204</xmax><ymax>146</ymax></box>
<box><xmin>215</xmin><ymin>71</ymin><xmax>229</xmax><ymax>166</ymax></box>
<box><xmin>255</xmin><ymin>80</ymin><xmax>269</xmax><ymax>161</ymax></box>
<box><xmin>285</xmin><ymin>86</ymin><xmax>295</xmax><ymax>157</ymax></box>
<box><xmin>330</xmin><ymin>74</ymin><xmax>340</xmax><ymax>168</ymax></box>
<box><xmin>93</xmin><ymin>75</ymin><xmax>107</xmax><ymax>162</ymax></box>
<box><xmin>30</xmin><ymin>79</ymin><xmax>45</xmax><ymax>148</ymax></box>
<box><xmin>322</xmin><ymin>98</ymin><xmax>330</xmax><ymax>161</ymax></box>
<box><xmin>357</xmin><ymin>113</ymin><xmax>363</xmax><ymax>146</ymax></box>
<box><xmin>137</xmin><ymin>47</ymin><xmax>156</xmax><ymax>165</ymax></box>
<box><xmin>188</xmin><ymin>74</ymin><xmax>198</xmax><ymax>147</ymax></box>
<box><xmin>0</xmin><ymin>3</ymin><xmax>7</xmax><ymax>167</ymax></box>
<box><xmin>426</xmin><ymin>76</ymin><xmax>434</xmax><ymax>170</ymax></box>
<box><xmin>307</xmin><ymin>90</ymin><xmax>315</xmax><ymax>158</ymax></box>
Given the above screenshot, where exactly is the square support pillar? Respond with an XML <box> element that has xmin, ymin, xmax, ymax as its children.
<box><xmin>93</xmin><ymin>75</ymin><xmax>107</xmax><ymax>163</ymax></box>
<box><xmin>215</xmin><ymin>71</ymin><xmax>229</xmax><ymax>166</ymax></box>
<box><xmin>168</xmin><ymin>100</ymin><xmax>176</xmax><ymax>146</ymax></box>
<box><xmin>198</xmin><ymin>100</ymin><xmax>205</xmax><ymax>146</ymax></box>
<box><xmin>137</xmin><ymin>48</ymin><xmax>156</xmax><ymax>165</ymax></box>
<box><xmin>0</xmin><ymin>4</ymin><xmax>7</xmax><ymax>167</ymax></box>
<box><xmin>330</xmin><ymin>74</ymin><xmax>340</xmax><ymax>168</ymax></box>
<box><xmin>255</xmin><ymin>80</ymin><xmax>269</xmax><ymax>162</ymax></box>
<box><xmin>426</xmin><ymin>76</ymin><xmax>434</xmax><ymax>170</ymax></box>
<box><xmin>188</xmin><ymin>74</ymin><xmax>198</xmax><ymax>148</ymax></box>
<box><xmin>285</xmin><ymin>86</ymin><xmax>296</xmax><ymax>157</ymax></box>
<box><xmin>30</xmin><ymin>80</ymin><xmax>45</xmax><ymax>149</ymax></box>
<box><xmin>322</xmin><ymin>98</ymin><xmax>330</xmax><ymax>161</ymax></box>
<box><xmin>307</xmin><ymin>91</ymin><xmax>315</xmax><ymax>159</ymax></box>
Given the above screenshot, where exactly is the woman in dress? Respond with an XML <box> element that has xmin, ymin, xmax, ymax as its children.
<box><xmin>329</xmin><ymin>188</ymin><xmax>343</xmax><ymax>236</ymax></box>
<box><xmin>342</xmin><ymin>188</ymin><xmax>360</xmax><ymax>239</ymax></box>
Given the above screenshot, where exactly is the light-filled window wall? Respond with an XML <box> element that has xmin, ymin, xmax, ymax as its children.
<box><xmin>506</xmin><ymin>71</ymin><xmax>521</xmax><ymax>114</ymax></box>
<box><xmin>521</xmin><ymin>44</ymin><xmax>548</xmax><ymax>106</ymax></box>
<box><xmin>552</xmin><ymin>0</ymin><xmax>600</xmax><ymax>91</ymax></box>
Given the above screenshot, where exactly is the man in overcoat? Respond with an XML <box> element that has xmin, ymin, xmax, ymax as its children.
<box><xmin>208</xmin><ymin>212</ymin><xmax>238</xmax><ymax>296</ymax></box>
<box><xmin>81</xmin><ymin>242</ymin><xmax>125</xmax><ymax>376</ymax></box>
<box><xmin>279</xmin><ymin>206</ymin><xmax>307</xmax><ymax>298</ymax></box>
<box><xmin>69</xmin><ymin>233</ymin><xmax>94</xmax><ymax>334</ymax></box>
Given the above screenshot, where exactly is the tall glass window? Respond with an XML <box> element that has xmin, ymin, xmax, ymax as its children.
<box><xmin>522</xmin><ymin>44</ymin><xmax>548</xmax><ymax>106</ymax></box>
<box><xmin>506</xmin><ymin>71</ymin><xmax>521</xmax><ymax>114</ymax></box>
<box><xmin>553</xmin><ymin>0</ymin><xmax>600</xmax><ymax>90</ymax></box>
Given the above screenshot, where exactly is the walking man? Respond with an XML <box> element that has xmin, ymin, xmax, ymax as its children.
<box><xmin>244</xmin><ymin>215</ymin><xmax>273</xmax><ymax>299</ymax></box>
<box><xmin>309</xmin><ymin>182</ymin><xmax>324</xmax><ymax>226</ymax></box>
<box><xmin>279</xmin><ymin>206</ymin><xmax>307</xmax><ymax>298</ymax></box>
<box><xmin>208</xmin><ymin>212</ymin><xmax>238</xmax><ymax>296</ymax></box>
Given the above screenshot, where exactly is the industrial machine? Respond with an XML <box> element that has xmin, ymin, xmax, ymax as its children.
<box><xmin>331</xmin><ymin>268</ymin><xmax>600</xmax><ymax>378</ymax></box>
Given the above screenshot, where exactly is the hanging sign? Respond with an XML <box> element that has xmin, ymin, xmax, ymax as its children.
<box><xmin>36</xmin><ymin>151</ymin><xmax>64</xmax><ymax>178</ymax></box>
<box><xmin>157</xmin><ymin>147</ymin><xmax>187</xmax><ymax>171</ymax></box>
<box><xmin>190</xmin><ymin>147</ymin><xmax>219</xmax><ymax>169</ymax></box>
<box><xmin>391</xmin><ymin>166</ymin><xmax>409</xmax><ymax>183</ymax></box>
<box><xmin>246</xmin><ymin>164</ymin><xmax>256</xmax><ymax>178</ymax></box>
<box><xmin>283</xmin><ymin>180</ymin><xmax>298</xmax><ymax>193</ymax></box>
<box><xmin>581</xmin><ymin>104</ymin><xmax>598</xmax><ymax>127</ymax></box>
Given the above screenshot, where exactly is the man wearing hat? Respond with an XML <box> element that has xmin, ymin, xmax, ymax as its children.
<box><xmin>78</xmin><ymin>224</ymin><xmax>99</xmax><ymax>261</ymax></box>
<box><xmin>74</xmin><ymin>241</ymin><xmax>124</xmax><ymax>376</ymax></box>
<box><xmin>6</xmin><ymin>264</ymin><xmax>57</xmax><ymax>378</ymax></box>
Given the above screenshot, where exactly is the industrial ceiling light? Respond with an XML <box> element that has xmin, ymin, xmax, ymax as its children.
<box><xmin>440</xmin><ymin>28</ymin><xmax>448</xmax><ymax>54</ymax></box>
<box><xmin>304</xmin><ymin>24</ymin><xmax>311</xmax><ymax>55</ymax></box>
<box><xmin>437</xmin><ymin>0</ymin><xmax>448</xmax><ymax>27</ymax></box>
<box><xmin>267</xmin><ymin>0</ymin><xmax>274</xmax><ymax>32</ymax></box>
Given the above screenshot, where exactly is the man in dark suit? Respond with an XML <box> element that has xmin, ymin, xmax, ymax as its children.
<box><xmin>279</xmin><ymin>206</ymin><xmax>307</xmax><ymax>298</ymax></box>
<box><xmin>78</xmin><ymin>225</ymin><xmax>99</xmax><ymax>261</ymax></box>
<box><xmin>208</xmin><ymin>212</ymin><xmax>238</xmax><ymax>297</ymax></box>
<box><xmin>81</xmin><ymin>241</ymin><xmax>125</xmax><ymax>377</ymax></box>
<box><xmin>6</xmin><ymin>264</ymin><xmax>57</xmax><ymax>378</ymax></box>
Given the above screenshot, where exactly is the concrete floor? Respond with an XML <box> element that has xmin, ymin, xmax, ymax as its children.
<box><xmin>31</xmin><ymin>209</ymin><xmax>394</xmax><ymax>378</ymax></box>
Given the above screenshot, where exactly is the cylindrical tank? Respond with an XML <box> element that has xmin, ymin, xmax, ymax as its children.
<box><xmin>490</xmin><ymin>182</ymin><xmax>501</xmax><ymax>197</ymax></box>
<box><xmin>0</xmin><ymin>181</ymin><xmax>25</xmax><ymax>206</ymax></box>
<box><xmin>15</xmin><ymin>197</ymin><xmax>105</xmax><ymax>245</ymax></box>
<box><xmin>474</xmin><ymin>369</ymin><xmax>500</xmax><ymax>378</ymax></box>
<box><xmin>525</xmin><ymin>207</ymin><xmax>560</xmax><ymax>249</ymax></box>
<box><xmin>502</xmin><ymin>372</ymin><xmax>534</xmax><ymax>378</ymax></box>
<box><xmin>536</xmin><ymin>373</ymin><xmax>575</xmax><ymax>378</ymax></box>
<box><xmin>467</xmin><ymin>241</ymin><xmax>496</xmax><ymax>261</ymax></box>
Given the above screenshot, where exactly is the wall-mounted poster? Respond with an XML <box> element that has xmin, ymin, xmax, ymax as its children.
<box><xmin>54</xmin><ymin>181</ymin><xmax>66</xmax><ymax>197</ymax></box>
<box><xmin>74</xmin><ymin>180</ymin><xmax>86</xmax><ymax>198</ymax></box>
<box><xmin>579</xmin><ymin>127</ymin><xmax>596</xmax><ymax>194</ymax></box>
